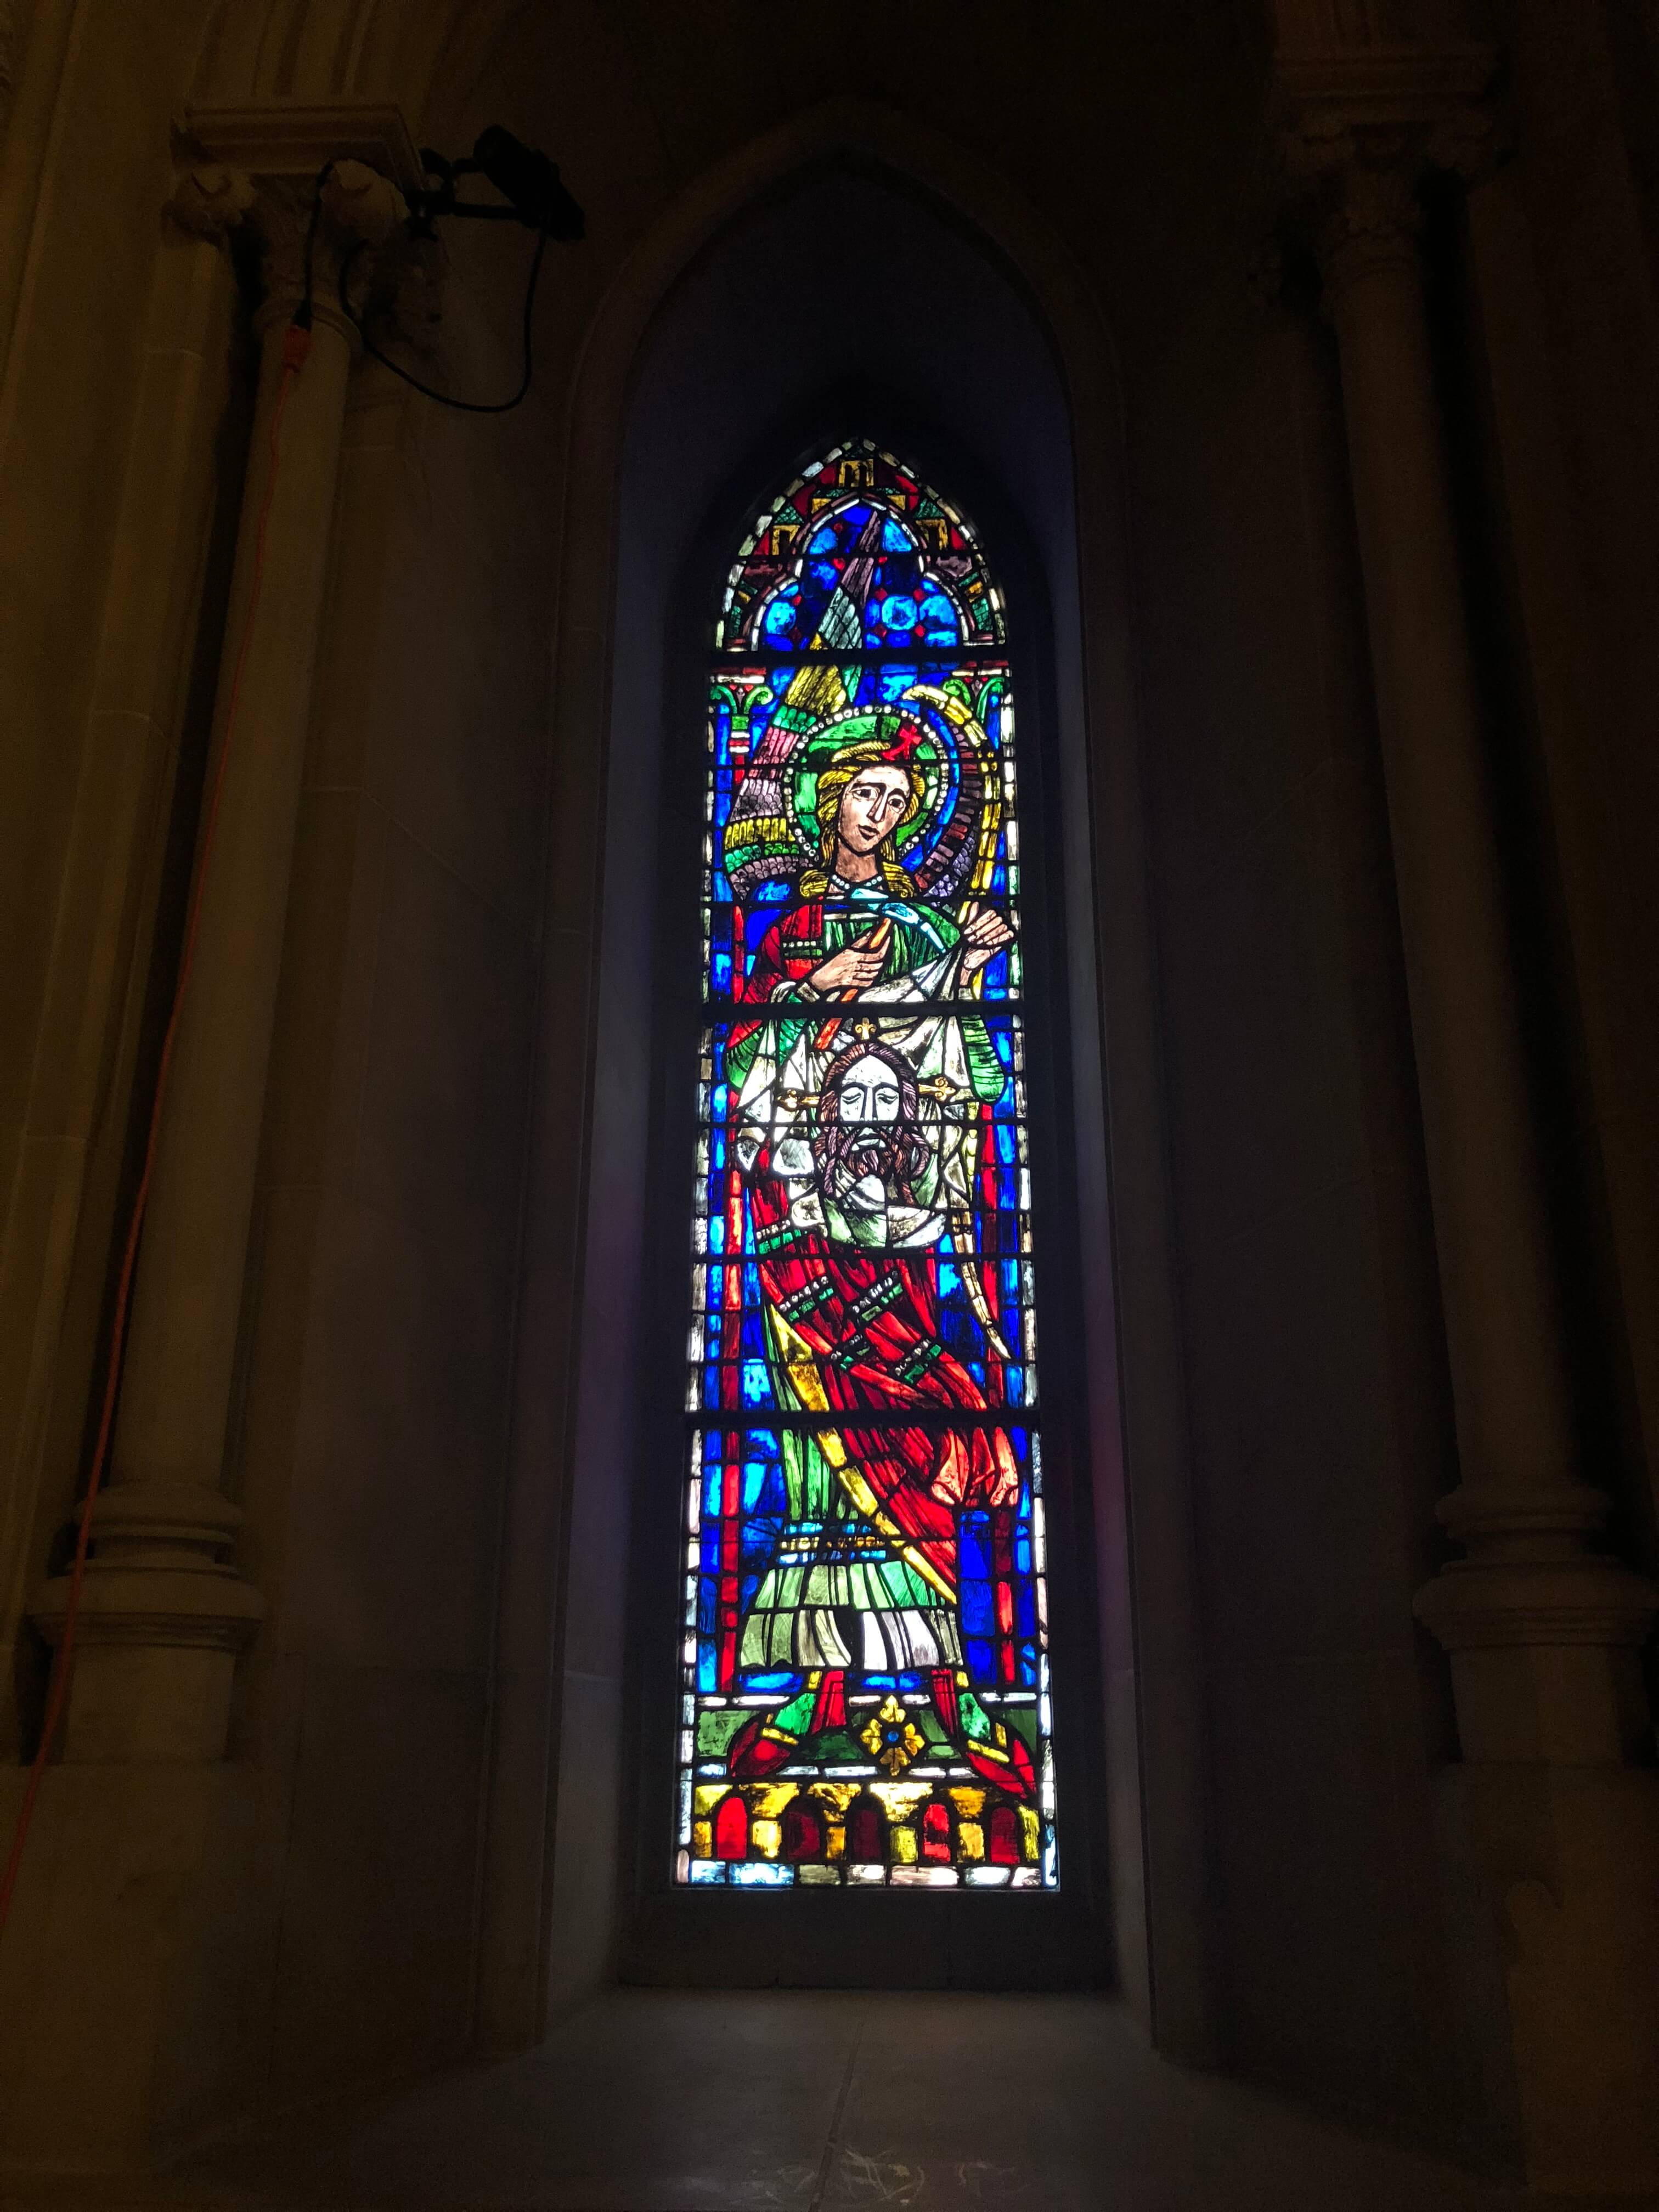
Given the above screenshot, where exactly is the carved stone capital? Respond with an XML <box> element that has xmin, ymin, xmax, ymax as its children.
<box><xmin>1270</xmin><ymin>43</ymin><xmax>1503</xmax><ymax>301</ymax></box>
<box><xmin>1274</xmin><ymin>40</ymin><xmax>1500</xmax><ymax>142</ymax></box>
<box><xmin>1421</xmin><ymin>100</ymin><xmax>1508</xmax><ymax>189</ymax></box>
<box><xmin>240</xmin><ymin>167</ymin><xmax>415</xmax><ymax>341</ymax></box>
<box><xmin>175</xmin><ymin>101</ymin><xmax>434</xmax><ymax>343</ymax></box>
<box><xmin>165</xmin><ymin>162</ymin><xmax>257</xmax><ymax>241</ymax></box>
<box><xmin>1314</xmin><ymin>149</ymin><xmax>1425</xmax><ymax>294</ymax></box>
<box><xmin>336</xmin><ymin>215</ymin><xmax>449</xmax><ymax>363</ymax></box>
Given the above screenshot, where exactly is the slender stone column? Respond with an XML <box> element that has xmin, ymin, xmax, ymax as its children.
<box><xmin>1280</xmin><ymin>49</ymin><xmax>1659</xmax><ymax>2188</ymax></box>
<box><xmin>1293</xmin><ymin>112</ymin><xmax>1657</xmax><ymax>1765</ymax></box>
<box><xmin>29</xmin><ymin>127</ymin><xmax>420</xmax><ymax>1762</ymax></box>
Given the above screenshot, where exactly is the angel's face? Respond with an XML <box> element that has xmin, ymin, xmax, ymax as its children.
<box><xmin>837</xmin><ymin>767</ymin><xmax>911</xmax><ymax>856</ymax></box>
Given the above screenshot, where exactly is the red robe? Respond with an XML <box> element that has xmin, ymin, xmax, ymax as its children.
<box><xmin>747</xmin><ymin>1165</ymin><xmax>1017</xmax><ymax>1586</ymax></box>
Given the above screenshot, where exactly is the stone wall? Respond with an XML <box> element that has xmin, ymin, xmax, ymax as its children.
<box><xmin>0</xmin><ymin>0</ymin><xmax>1654</xmax><ymax>2187</ymax></box>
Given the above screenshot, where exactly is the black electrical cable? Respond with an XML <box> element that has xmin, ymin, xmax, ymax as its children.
<box><xmin>337</xmin><ymin>226</ymin><xmax>547</xmax><ymax>414</ymax></box>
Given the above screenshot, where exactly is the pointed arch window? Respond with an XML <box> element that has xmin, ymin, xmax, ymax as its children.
<box><xmin>676</xmin><ymin>441</ymin><xmax>1057</xmax><ymax>1889</ymax></box>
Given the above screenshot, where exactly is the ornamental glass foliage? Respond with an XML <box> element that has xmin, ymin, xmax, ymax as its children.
<box><xmin>676</xmin><ymin>442</ymin><xmax>1058</xmax><ymax>1890</ymax></box>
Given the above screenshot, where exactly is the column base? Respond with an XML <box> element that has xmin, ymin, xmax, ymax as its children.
<box><xmin>0</xmin><ymin>1759</ymin><xmax>260</xmax><ymax>2175</ymax></box>
<box><xmin>1438</xmin><ymin>1762</ymin><xmax>1659</xmax><ymax>2194</ymax></box>
<box><xmin>29</xmin><ymin>1481</ymin><xmax>263</xmax><ymax>1761</ymax></box>
<box><xmin>1414</xmin><ymin>1482</ymin><xmax>1657</xmax><ymax>1764</ymax></box>
<box><xmin>1420</xmin><ymin>1483</ymin><xmax>1659</xmax><ymax>2188</ymax></box>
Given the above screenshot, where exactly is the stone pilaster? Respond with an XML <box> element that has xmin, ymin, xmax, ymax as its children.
<box><xmin>27</xmin><ymin>111</ymin><xmax>426</xmax><ymax>1762</ymax></box>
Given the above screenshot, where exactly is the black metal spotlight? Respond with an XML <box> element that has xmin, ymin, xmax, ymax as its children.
<box><xmin>470</xmin><ymin>127</ymin><xmax>585</xmax><ymax>240</ymax></box>
<box><xmin>409</xmin><ymin>130</ymin><xmax>585</xmax><ymax>242</ymax></box>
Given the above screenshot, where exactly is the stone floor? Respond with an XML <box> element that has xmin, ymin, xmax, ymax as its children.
<box><xmin>5</xmin><ymin>1989</ymin><xmax>1603</xmax><ymax>2212</ymax></box>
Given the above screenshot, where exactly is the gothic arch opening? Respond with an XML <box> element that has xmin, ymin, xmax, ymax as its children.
<box><xmin>514</xmin><ymin>142</ymin><xmax>1207</xmax><ymax>2022</ymax></box>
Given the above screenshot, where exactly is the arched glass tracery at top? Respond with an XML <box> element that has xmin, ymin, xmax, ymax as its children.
<box><xmin>676</xmin><ymin>440</ymin><xmax>1058</xmax><ymax>1889</ymax></box>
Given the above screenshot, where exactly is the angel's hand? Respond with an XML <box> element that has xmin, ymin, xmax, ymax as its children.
<box><xmin>810</xmin><ymin>933</ymin><xmax>885</xmax><ymax>992</ymax></box>
<box><xmin>957</xmin><ymin>901</ymin><xmax>1015</xmax><ymax>974</ymax></box>
<box><xmin>958</xmin><ymin>900</ymin><xmax>1015</xmax><ymax>951</ymax></box>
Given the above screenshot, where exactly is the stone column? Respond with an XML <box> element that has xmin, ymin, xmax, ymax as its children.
<box><xmin>1280</xmin><ymin>49</ymin><xmax>1659</xmax><ymax>2190</ymax></box>
<box><xmin>29</xmin><ymin>124</ymin><xmax>420</xmax><ymax>1762</ymax></box>
<box><xmin>1286</xmin><ymin>81</ymin><xmax>1656</xmax><ymax>1776</ymax></box>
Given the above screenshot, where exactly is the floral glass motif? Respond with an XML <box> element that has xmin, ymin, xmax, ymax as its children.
<box><xmin>676</xmin><ymin>441</ymin><xmax>1058</xmax><ymax>1890</ymax></box>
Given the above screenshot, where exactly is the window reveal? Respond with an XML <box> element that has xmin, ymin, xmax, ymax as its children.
<box><xmin>675</xmin><ymin>441</ymin><xmax>1058</xmax><ymax>1890</ymax></box>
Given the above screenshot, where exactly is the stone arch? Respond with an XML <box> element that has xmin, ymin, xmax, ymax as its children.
<box><xmin>481</xmin><ymin>94</ymin><xmax>1217</xmax><ymax>2058</ymax></box>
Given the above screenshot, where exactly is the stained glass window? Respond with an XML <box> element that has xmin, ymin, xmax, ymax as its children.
<box><xmin>675</xmin><ymin>441</ymin><xmax>1058</xmax><ymax>1891</ymax></box>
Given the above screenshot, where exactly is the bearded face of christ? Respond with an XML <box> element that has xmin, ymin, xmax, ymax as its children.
<box><xmin>813</xmin><ymin>1044</ymin><xmax>930</xmax><ymax>1205</ymax></box>
<box><xmin>835</xmin><ymin>1052</ymin><xmax>902</xmax><ymax>1126</ymax></box>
